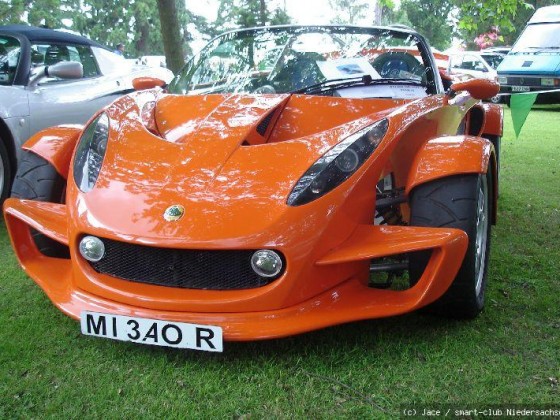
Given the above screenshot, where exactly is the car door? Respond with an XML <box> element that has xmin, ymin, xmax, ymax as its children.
<box><xmin>27</xmin><ymin>42</ymin><xmax>126</xmax><ymax>135</ymax></box>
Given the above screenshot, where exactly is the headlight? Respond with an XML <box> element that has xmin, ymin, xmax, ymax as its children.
<box><xmin>287</xmin><ymin>118</ymin><xmax>389</xmax><ymax>206</ymax></box>
<box><xmin>73</xmin><ymin>112</ymin><xmax>110</xmax><ymax>192</ymax></box>
<box><xmin>497</xmin><ymin>76</ymin><xmax>507</xmax><ymax>84</ymax></box>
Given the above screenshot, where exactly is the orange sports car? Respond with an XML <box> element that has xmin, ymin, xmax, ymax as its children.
<box><xmin>3</xmin><ymin>25</ymin><xmax>502</xmax><ymax>352</ymax></box>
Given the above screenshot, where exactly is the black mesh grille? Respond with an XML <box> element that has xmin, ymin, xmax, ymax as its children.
<box><xmin>88</xmin><ymin>238</ymin><xmax>283</xmax><ymax>290</ymax></box>
<box><xmin>256</xmin><ymin>110</ymin><xmax>276</xmax><ymax>136</ymax></box>
<box><xmin>506</xmin><ymin>76</ymin><xmax>541</xmax><ymax>86</ymax></box>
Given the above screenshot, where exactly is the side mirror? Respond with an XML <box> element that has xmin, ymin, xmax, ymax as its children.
<box><xmin>29</xmin><ymin>61</ymin><xmax>83</xmax><ymax>86</ymax></box>
<box><xmin>132</xmin><ymin>77</ymin><xmax>167</xmax><ymax>91</ymax></box>
<box><xmin>448</xmin><ymin>78</ymin><xmax>500</xmax><ymax>100</ymax></box>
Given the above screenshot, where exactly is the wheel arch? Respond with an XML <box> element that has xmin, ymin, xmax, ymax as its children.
<box><xmin>480</xmin><ymin>102</ymin><xmax>503</xmax><ymax>137</ymax></box>
<box><xmin>0</xmin><ymin>118</ymin><xmax>18</xmax><ymax>179</ymax></box>
<box><xmin>22</xmin><ymin>125</ymin><xmax>83</xmax><ymax>180</ymax></box>
<box><xmin>406</xmin><ymin>135</ymin><xmax>498</xmax><ymax>224</ymax></box>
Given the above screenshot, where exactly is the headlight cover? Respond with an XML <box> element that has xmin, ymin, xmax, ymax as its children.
<box><xmin>287</xmin><ymin>118</ymin><xmax>389</xmax><ymax>206</ymax></box>
<box><xmin>73</xmin><ymin>112</ymin><xmax>110</xmax><ymax>193</ymax></box>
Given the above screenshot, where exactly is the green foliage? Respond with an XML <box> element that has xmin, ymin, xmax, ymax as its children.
<box><xmin>0</xmin><ymin>0</ymin><xmax>200</xmax><ymax>58</ymax></box>
<box><xmin>328</xmin><ymin>0</ymin><xmax>369</xmax><ymax>24</ymax></box>
<box><xmin>214</xmin><ymin>0</ymin><xmax>291</xmax><ymax>31</ymax></box>
<box><xmin>500</xmin><ymin>0</ymin><xmax>560</xmax><ymax>45</ymax></box>
<box><xmin>456</xmin><ymin>0</ymin><xmax>531</xmax><ymax>34</ymax></box>
<box><xmin>401</xmin><ymin>0</ymin><xmax>455</xmax><ymax>50</ymax></box>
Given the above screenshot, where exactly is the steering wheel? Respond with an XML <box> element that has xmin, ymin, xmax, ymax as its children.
<box><xmin>372</xmin><ymin>52</ymin><xmax>424</xmax><ymax>78</ymax></box>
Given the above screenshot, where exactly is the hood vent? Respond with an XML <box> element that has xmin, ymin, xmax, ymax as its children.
<box><xmin>522</xmin><ymin>61</ymin><xmax>533</xmax><ymax>67</ymax></box>
<box><xmin>256</xmin><ymin>109</ymin><xmax>277</xmax><ymax>136</ymax></box>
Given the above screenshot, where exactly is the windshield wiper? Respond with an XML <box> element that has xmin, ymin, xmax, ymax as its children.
<box><xmin>292</xmin><ymin>75</ymin><xmax>422</xmax><ymax>95</ymax></box>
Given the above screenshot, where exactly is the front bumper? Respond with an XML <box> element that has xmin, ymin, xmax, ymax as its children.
<box><xmin>4</xmin><ymin>198</ymin><xmax>468</xmax><ymax>341</ymax></box>
<box><xmin>498</xmin><ymin>75</ymin><xmax>560</xmax><ymax>104</ymax></box>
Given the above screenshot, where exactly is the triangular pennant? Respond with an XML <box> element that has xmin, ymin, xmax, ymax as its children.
<box><xmin>510</xmin><ymin>93</ymin><xmax>538</xmax><ymax>138</ymax></box>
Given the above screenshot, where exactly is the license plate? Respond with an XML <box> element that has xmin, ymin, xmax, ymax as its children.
<box><xmin>80</xmin><ymin>311</ymin><xmax>223</xmax><ymax>352</ymax></box>
<box><xmin>511</xmin><ymin>85</ymin><xmax>530</xmax><ymax>92</ymax></box>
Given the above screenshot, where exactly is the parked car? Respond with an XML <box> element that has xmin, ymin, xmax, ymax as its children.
<box><xmin>4</xmin><ymin>25</ymin><xmax>502</xmax><ymax>352</ymax></box>
<box><xmin>447</xmin><ymin>51</ymin><xmax>506</xmax><ymax>103</ymax></box>
<box><xmin>0</xmin><ymin>25</ymin><xmax>174</xmax><ymax>201</ymax></box>
<box><xmin>497</xmin><ymin>5</ymin><xmax>560</xmax><ymax>104</ymax></box>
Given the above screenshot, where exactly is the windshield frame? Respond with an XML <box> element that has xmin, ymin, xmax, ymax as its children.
<box><xmin>169</xmin><ymin>25</ymin><xmax>443</xmax><ymax>97</ymax></box>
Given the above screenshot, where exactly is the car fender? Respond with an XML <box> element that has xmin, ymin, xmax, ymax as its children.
<box><xmin>22</xmin><ymin>125</ymin><xmax>83</xmax><ymax>179</ymax></box>
<box><xmin>480</xmin><ymin>102</ymin><xmax>503</xmax><ymax>137</ymax></box>
<box><xmin>406</xmin><ymin>135</ymin><xmax>498</xmax><ymax>223</ymax></box>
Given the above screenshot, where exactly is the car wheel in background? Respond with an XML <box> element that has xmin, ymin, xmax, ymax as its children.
<box><xmin>409</xmin><ymin>172</ymin><xmax>492</xmax><ymax>319</ymax></box>
<box><xmin>11</xmin><ymin>150</ymin><xmax>69</xmax><ymax>258</ymax></box>
<box><xmin>0</xmin><ymin>138</ymin><xmax>12</xmax><ymax>203</ymax></box>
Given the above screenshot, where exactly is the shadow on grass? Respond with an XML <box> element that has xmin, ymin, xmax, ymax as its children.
<box><xmin>151</xmin><ymin>312</ymin><xmax>476</xmax><ymax>364</ymax></box>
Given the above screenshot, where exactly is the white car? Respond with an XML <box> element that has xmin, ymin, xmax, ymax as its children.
<box><xmin>0</xmin><ymin>25</ymin><xmax>173</xmax><ymax>201</ymax></box>
<box><xmin>447</xmin><ymin>51</ymin><xmax>506</xmax><ymax>103</ymax></box>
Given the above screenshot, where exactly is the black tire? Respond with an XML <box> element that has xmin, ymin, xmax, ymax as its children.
<box><xmin>11</xmin><ymin>150</ymin><xmax>69</xmax><ymax>258</ymax></box>
<box><xmin>485</xmin><ymin>135</ymin><xmax>501</xmax><ymax>184</ymax></box>
<box><xmin>409</xmin><ymin>172</ymin><xmax>492</xmax><ymax>318</ymax></box>
<box><xmin>0</xmin><ymin>138</ymin><xmax>12</xmax><ymax>204</ymax></box>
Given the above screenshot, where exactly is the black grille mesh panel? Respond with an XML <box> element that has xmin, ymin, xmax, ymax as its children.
<box><xmin>89</xmin><ymin>238</ymin><xmax>281</xmax><ymax>290</ymax></box>
<box><xmin>506</xmin><ymin>76</ymin><xmax>541</xmax><ymax>86</ymax></box>
<box><xmin>256</xmin><ymin>110</ymin><xmax>276</xmax><ymax>136</ymax></box>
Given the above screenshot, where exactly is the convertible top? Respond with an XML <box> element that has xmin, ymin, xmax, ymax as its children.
<box><xmin>0</xmin><ymin>24</ymin><xmax>107</xmax><ymax>49</ymax></box>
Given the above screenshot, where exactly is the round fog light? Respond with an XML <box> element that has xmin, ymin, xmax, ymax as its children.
<box><xmin>251</xmin><ymin>250</ymin><xmax>283</xmax><ymax>278</ymax></box>
<box><xmin>79</xmin><ymin>236</ymin><xmax>105</xmax><ymax>262</ymax></box>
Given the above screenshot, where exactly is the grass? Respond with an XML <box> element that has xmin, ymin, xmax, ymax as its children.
<box><xmin>1</xmin><ymin>107</ymin><xmax>559</xmax><ymax>418</ymax></box>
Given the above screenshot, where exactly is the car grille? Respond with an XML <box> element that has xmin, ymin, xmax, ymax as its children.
<box><xmin>88</xmin><ymin>238</ymin><xmax>282</xmax><ymax>290</ymax></box>
<box><xmin>506</xmin><ymin>76</ymin><xmax>541</xmax><ymax>86</ymax></box>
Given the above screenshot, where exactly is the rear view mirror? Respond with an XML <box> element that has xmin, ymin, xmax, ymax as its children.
<box><xmin>448</xmin><ymin>78</ymin><xmax>500</xmax><ymax>100</ymax></box>
<box><xmin>133</xmin><ymin>77</ymin><xmax>167</xmax><ymax>91</ymax></box>
<box><xmin>28</xmin><ymin>61</ymin><xmax>83</xmax><ymax>86</ymax></box>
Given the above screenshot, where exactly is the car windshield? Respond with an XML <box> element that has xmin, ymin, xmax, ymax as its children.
<box><xmin>480</xmin><ymin>53</ymin><xmax>504</xmax><ymax>69</ymax></box>
<box><xmin>169</xmin><ymin>26</ymin><xmax>437</xmax><ymax>99</ymax></box>
<box><xmin>0</xmin><ymin>35</ymin><xmax>21</xmax><ymax>85</ymax></box>
<box><xmin>511</xmin><ymin>23</ymin><xmax>560</xmax><ymax>52</ymax></box>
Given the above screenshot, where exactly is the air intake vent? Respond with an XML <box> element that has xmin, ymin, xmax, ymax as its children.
<box><xmin>88</xmin><ymin>238</ymin><xmax>284</xmax><ymax>290</ymax></box>
<box><xmin>256</xmin><ymin>110</ymin><xmax>276</xmax><ymax>136</ymax></box>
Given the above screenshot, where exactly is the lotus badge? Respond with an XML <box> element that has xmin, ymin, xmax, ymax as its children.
<box><xmin>163</xmin><ymin>205</ymin><xmax>185</xmax><ymax>221</ymax></box>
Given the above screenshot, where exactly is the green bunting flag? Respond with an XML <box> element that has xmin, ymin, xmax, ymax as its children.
<box><xmin>510</xmin><ymin>93</ymin><xmax>538</xmax><ymax>138</ymax></box>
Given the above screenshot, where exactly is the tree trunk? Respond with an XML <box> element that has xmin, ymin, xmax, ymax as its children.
<box><xmin>157</xmin><ymin>0</ymin><xmax>185</xmax><ymax>74</ymax></box>
<box><xmin>259</xmin><ymin>0</ymin><xmax>267</xmax><ymax>26</ymax></box>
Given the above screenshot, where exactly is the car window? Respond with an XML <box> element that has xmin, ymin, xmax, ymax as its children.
<box><xmin>449</xmin><ymin>55</ymin><xmax>463</xmax><ymax>69</ymax></box>
<box><xmin>480</xmin><ymin>53</ymin><xmax>504</xmax><ymax>70</ymax></box>
<box><xmin>171</xmin><ymin>27</ymin><xmax>436</xmax><ymax>98</ymax></box>
<box><xmin>0</xmin><ymin>35</ymin><xmax>21</xmax><ymax>85</ymax></box>
<box><xmin>458</xmin><ymin>55</ymin><xmax>487</xmax><ymax>72</ymax></box>
<box><xmin>31</xmin><ymin>43</ymin><xmax>101</xmax><ymax>82</ymax></box>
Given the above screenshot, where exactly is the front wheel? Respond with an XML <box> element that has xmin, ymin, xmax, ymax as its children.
<box><xmin>409</xmin><ymin>172</ymin><xmax>492</xmax><ymax>318</ymax></box>
<box><xmin>11</xmin><ymin>150</ymin><xmax>68</xmax><ymax>258</ymax></box>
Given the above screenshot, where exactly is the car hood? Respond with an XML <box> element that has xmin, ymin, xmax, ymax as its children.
<box><xmin>497</xmin><ymin>53</ymin><xmax>560</xmax><ymax>75</ymax></box>
<box><xmin>77</xmin><ymin>93</ymin><xmax>401</xmax><ymax>241</ymax></box>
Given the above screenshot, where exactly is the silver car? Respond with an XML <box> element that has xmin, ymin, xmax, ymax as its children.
<box><xmin>0</xmin><ymin>25</ymin><xmax>173</xmax><ymax>201</ymax></box>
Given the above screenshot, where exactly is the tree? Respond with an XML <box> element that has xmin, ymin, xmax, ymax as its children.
<box><xmin>214</xmin><ymin>0</ymin><xmax>292</xmax><ymax>31</ymax></box>
<box><xmin>457</xmin><ymin>0</ymin><xmax>560</xmax><ymax>47</ymax></box>
<box><xmin>328</xmin><ymin>0</ymin><xmax>369</xmax><ymax>24</ymax></box>
<box><xmin>401</xmin><ymin>0</ymin><xmax>455</xmax><ymax>50</ymax></box>
<box><xmin>0</xmin><ymin>0</ymin><xmax>78</xmax><ymax>28</ymax></box>
<box><xmin>157</xmin><ymin>0</ymin><xmax>185</xmax><ymax>74</ymax></box>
